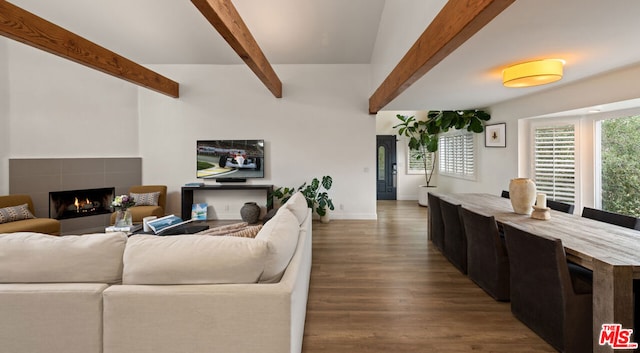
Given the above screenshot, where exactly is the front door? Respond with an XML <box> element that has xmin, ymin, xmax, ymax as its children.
<box><xmin>376</xmin><ymin>135</ymin><xmax>397</xmax><ymax>200</ymax></box>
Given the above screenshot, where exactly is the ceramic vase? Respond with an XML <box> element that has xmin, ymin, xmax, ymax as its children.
<box><xmin>509</xmin><ymin>178</ymin><xmax>537</xmax><ymax>215</ymax></box>
<box><xmin>240</xmin><ymin>202</ymin><xmax>260</xmax><ymax>224</ymax></box>
<box><xmin>114</xmin><ymin>209</ymin><xmax>133</xmax><ymax>227</ymax></box>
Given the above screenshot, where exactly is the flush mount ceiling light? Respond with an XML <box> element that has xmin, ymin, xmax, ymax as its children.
<box><xmin>502</xmin><ymin>59</ymin><xmax>565</xmax><ymax>88</ymax></box>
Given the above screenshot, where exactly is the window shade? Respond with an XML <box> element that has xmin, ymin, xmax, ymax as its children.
<box><xmin>534</xmin><ymin>125</ymin><xmax>575</xmax><ymax>203</ymax></box>
<box><xmin>408</xmin><ymin>149</ymin><xmax>434</xmax><ymax>174</ymax></box>
<box><xmin>439</xmin><ymin>133</ymin><xmax>475</xmax><ymax>178</ymax></box>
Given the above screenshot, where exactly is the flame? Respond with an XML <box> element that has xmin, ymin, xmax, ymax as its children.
<box><xmin>74</xmin><ymin>197</ymin><xmax>80</xmax><ymax>212</ymax></box>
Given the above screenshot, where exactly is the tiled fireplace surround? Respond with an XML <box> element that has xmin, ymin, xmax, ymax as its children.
<box><xmin>9</xmin><ymin>158</ymin><xmax>141</xmax><ymax>234</ymax></box>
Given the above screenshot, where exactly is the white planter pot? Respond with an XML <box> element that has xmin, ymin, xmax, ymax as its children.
<box><xmin>418</xmin><ymin>185</ymin><xmax>437</xmax><ymax>207</ymax></box>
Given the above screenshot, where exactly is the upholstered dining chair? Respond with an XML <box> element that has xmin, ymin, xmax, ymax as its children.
<box><xmin>581</xmin><ymin>207</ymin><xmax>640</xmax><ymax>230</ymax></box>
<box><xmin>503</xmin><ymin>223</ymin><xmax>593</xmax><ymax>353</ymax></box>
<box><xmin>110</xmin><ymin>185</ymin><xmax>167</xmax><ymax>225</ymax></box>
<box><xmin>439</xmin><ymin>198</ymin><xmax>467</xmax><ymax>274</ymax></box>
<box><xmin>427</xmin><ymin>193</ymin><xmax>445</xmax><ymax>253</ymax></box>
<box><xmin>547</xmin><ymin>200</ymin><xmax>575</xmax><ymax>214</ymax></box>
<box><xmin>460</xmin><ymin>207</ymin><xmax>510</xmax><ymax>301</ymax></box>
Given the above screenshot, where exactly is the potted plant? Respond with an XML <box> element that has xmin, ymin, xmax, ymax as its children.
<box><xmin>298</xmin><ymin>176</ymin><xmax>334</xmax><ymax>223</ymax></box>
<box><xmin>269</xmin><ymin>176</ymin><xmax>335</xmax><ymax>222</ymax></box>
<box><xmin>393</xmin><ymin>110</ymin><xmax>490</xmax><ymax>206</ymax></box>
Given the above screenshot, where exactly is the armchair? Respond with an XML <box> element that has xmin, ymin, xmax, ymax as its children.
<box><xmin>110</xmin><ymin>185</ymin><xmax>167</xmax><ymax>225</ymax></box>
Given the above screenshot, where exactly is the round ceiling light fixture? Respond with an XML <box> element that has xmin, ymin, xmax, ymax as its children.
<box><xmin>502</xmin><ymin>59</ymin><xmax>565</xmax><ymax>88</ymax></box>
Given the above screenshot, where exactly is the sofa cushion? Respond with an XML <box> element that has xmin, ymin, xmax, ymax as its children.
<box><xmin>123</xmin><ymin>234</ymin><xmax>268</xmax><ymax>285</ymax></box>
<box><xmin>0</xmin><ymin>218</ymin><xmax>61</xmax><ymax>235</ymax></box>
<box><xmin>283</xmin><ymin>191</ymin><xmax>309</xmax><ymax>225</ymax></box>
<box><xmin>0</xmin><ymin>204</ymin><xmax>35</xmax><ymax>224</ymax></box>
<box><xmin>130</xmin><ymin>192</ymin><xmax>160</xmax><ymax>206</ymax></box>
<box><xmin>255</xmin><ymin>207</ymin><xmax>300</xmax><ymax>283</ymax></box>
<box><xmin>0</xmin><ymin>232</ymin><xmax>127</xmax><ymax>284</ymax></box>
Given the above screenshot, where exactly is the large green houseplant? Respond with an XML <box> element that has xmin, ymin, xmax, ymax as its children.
<box><xmin>269</xmin><ymin>175</ymin><xmax>335</xmax><ymax>222</ymax></box>
<box><xmin>393</xmin><ymin>110</ymin><xmax>490</xmax><ymax>204</ymax></box>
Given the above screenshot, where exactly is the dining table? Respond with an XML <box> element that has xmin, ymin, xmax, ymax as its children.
<box><xmin>432</xmin><ymin>192</ymin><xmax>640</xmax><ymax>353</ymax></box>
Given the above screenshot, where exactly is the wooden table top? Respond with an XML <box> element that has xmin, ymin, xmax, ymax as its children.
<box><xmin>434</xmin><ymin>193</ymin><xmax>640</xmax><ymax>276</ymax></box>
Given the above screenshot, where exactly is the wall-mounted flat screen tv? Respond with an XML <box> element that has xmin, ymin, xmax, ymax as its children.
<box><xmin>197</xmin><ymin>139</ymin><xmax>264</xmax><ymax>181</ymax></box>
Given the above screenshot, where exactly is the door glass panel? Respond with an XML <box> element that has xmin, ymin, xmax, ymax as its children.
<box><xmin>378</xmin><ymin>146</ymin><xmax>385</xmax><ymax>181</ymax></box>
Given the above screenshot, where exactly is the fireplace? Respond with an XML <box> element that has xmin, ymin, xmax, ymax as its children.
<box><xmin>49</xmin><ymin>187</ymin><xmax>115</xmax><ymax>220</ymax></box>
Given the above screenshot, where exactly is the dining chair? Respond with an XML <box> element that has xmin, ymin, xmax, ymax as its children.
<box><xmin>503</xmin><ymin>223</ymin><xmax>592</xmax><ymax>353</ymax></box>
<box><xmin>460</xmin><ymin>207</ymin><xmax>510</xmax><ymax>301</ymax></box>
<box><xmin>547</xmin><ymin>200</ymin><xmax>575</xmax><ymax>214</ymax></box>
<box><xmin>427</xmin><ymin>192</ymin><xmax>445</xmax><ymax>253</ymax></box>
<box><xmin>581</xmin><ymin>207</ymin><xmax>640</xmax><ymax>230</ymax></box>
<box><xmin>439</xmin><ymin>198</ymin><xmax>467</xmax><ymax>274</ymax></box>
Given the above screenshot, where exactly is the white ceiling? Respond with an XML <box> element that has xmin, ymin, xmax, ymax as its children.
<box><xmin>8</xmin><ymin>0</ymin><xmax>640</xmax><ymax>113</ymax></box>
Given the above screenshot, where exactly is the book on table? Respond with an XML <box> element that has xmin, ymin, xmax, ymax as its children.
<box><xmin>191</xmin><ymin>203</ymin><xmax>208</xmax><ymax>221</ymax></box>
<box><xmin>146</xmin><ymin>214</ymin><xmax>193</xmax><ymax>235</ymax></box>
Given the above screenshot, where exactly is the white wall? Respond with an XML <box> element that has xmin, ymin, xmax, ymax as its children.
<box><xmin>370</xmin><ymin>0</ymin><xmax>447</xmax><ymax>91</ymax></box>
<box><xmin>1</xmin><ymin>41</ymin><xmax>377</xmax><ymax>220</ymax></box>
<box><xmin>0</xmin><ymin>39</ymin><xmax>9</xmax><ymax>194</ymax></box>
<box><xmin>139</xmin><ymin>64</ymin><xmax>377</xmax><ymax>220</ymax></box>
<box><xmin>7</xmin><ymin>42</ymin><xmax>139</xmax><ymax>158</ymax></box>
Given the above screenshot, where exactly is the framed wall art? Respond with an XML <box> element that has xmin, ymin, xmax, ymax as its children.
<box><xmin>485</xmin><ymin>123</ymin><xmax>506</xmax><ymax>148</ymax></box>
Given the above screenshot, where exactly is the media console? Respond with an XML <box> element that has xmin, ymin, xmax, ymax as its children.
<box><xmin>181</xmin><ymin>184</ymin><xmax>274</xmax><ymax>220</ymax></box>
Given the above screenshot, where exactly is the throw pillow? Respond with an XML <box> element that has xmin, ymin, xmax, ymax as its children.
<box><xmin>130</xmin><ymin>192</ymin><xmax>160</xmax><ymax>206</ymax></box>
<box><xmin>0</xmin><ymin>204</ymin><xmax>35</xmax><ymax>224</ymax></box>
<box><xmin>227</xmin><ymin>224</ymin><xmax>263</xmax><ymax>238</ymax></box>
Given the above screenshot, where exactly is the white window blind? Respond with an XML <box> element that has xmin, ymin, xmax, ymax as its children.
<box><xmin>407</xmin><ymin>149</ymin><xmax>434</xmax><ymax>175</ymax></box>
<box><xmin>534</xmin><ymin>125</ymin><xmax>575</xmax><ymax>203</ymax></box>
<box><xmin>438</xmin><ymin>133</ymin><xmax>475</xmax><ymax>178</ymax></box>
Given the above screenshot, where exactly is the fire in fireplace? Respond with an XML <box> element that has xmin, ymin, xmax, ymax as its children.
<box><xmin>49</xmin><ymin>187</ymin><xmax>115</xmax><ymax>220</ymax></box>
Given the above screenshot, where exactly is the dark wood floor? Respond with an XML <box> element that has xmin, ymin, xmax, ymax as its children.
<box><xmin>302</xmin><ymin>200</ymin><xmax>556</xmax><ymax>353</ymax></box>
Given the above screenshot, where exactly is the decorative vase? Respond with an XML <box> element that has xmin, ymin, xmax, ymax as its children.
<box><xmin>240</xmin><ymin>202</ymin><xmax>261</xmax><ymax>224</ymax></box>
<box><xmin>509</xmin><ymin>178</ymin><xmax>537</xmax><ymax>215</ymax></box>
<box><xmin>114</xmin><ymin>209</ymin><xmax>133</xmax><ymax>227</ymax></box>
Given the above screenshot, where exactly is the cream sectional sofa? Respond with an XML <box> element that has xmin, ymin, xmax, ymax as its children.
<box><xmin>0</xmin><ymin>192</ymin><xmax>312</xmax><ymax>353</ymax></box>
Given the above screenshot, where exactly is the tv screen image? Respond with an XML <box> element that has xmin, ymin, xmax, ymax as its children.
<box><xmin>197</xmin><ymin>140</ymin><xmax>264</xmax><ymax>180</ymax></box>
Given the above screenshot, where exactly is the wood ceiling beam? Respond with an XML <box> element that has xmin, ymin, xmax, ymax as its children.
<box><xmin>368</xmin><ymin>0</ymin><xmax>515</xmax><ymax>114</ymax></box>
<box><xmin>0</xmin><ymin>1</ymin><xmax>179</xmax><ymax>98</ymax></box>
<box><xmin>192</xmin><ymin>0</ymin><xmax>282</xmax><ymax>98</ymax></box>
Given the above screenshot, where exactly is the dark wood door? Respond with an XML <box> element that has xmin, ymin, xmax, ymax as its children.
<box><xmin>376</xmin><ymin>135</ymin><xmax>397</xmax><ymax>200</ymax></box>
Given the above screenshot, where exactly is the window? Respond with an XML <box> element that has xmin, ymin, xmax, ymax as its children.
<box><xmin>598</xmin><ymin>115</ymin><xmax>640</xmax><ymax>217</ymax></box>
<box><xmin>407</xmin><ymin>149</ymin><xmax>434</xmax><ymax>175</ymax></box>
<box><xmin>438</xmin><ymin>132</ymin><xmax>475</xmax><ymax>179</ymax></box>
<box><xmin>533</xmin><ymin>125</ymin><xmax>575</xmax><ymax>203</ymax></box>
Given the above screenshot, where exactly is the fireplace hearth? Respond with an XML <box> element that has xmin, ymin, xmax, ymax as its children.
<box><xmin>49</xmin><ymin>187</ymin><xmax>115</xmax><ymax>220</ymax></box>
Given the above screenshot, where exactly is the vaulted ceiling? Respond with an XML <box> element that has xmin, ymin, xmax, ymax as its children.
<box><xmin>4</xmin><ymin>0</ymin><xmax>640</xmax><ymax>114</ymax></box>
